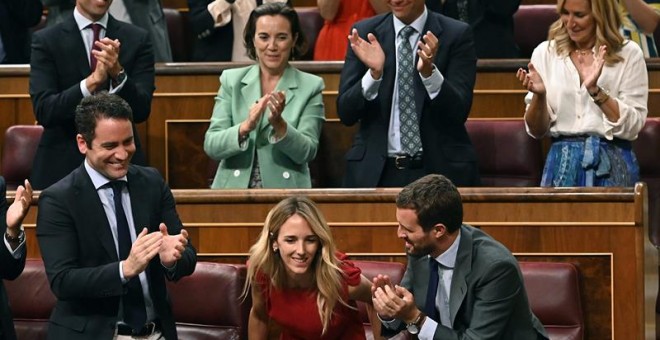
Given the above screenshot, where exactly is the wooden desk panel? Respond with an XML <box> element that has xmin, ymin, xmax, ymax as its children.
<box><xmin>2</xmin><ymin>60</ymin><xmax>658</xmax><ymax>186</ymax></box>
<box><xmin>12</xmin><ymin>185</ymin><xmax>648</xmax><ymax>339</ymax></box>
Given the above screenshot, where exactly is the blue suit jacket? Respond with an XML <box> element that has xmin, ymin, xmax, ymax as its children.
<box><xmin>29</xmin><ymin>15</ymin><xmax>155</xmax><ymax>190</ymax></box>
<box><xmin>36</xmin><ymin>165</ymin><xmax>197</xmax><ymax>340</ymax></box>
<box><xmin>337</xmin><ymin>10</ymin><xmax>480</xmax><ymax>188</ymax></box>
<box><xmin>0</xmin><ymin>177</ymin><xmax>26</xmax><ymax>340</ymax></box>
<box><xmin>385</xmin><ymin>225</ymin><xmax>548</xmax><ymax>339</ymax></box>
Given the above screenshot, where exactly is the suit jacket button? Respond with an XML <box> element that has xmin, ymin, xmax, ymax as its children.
<box><xmin>233</xmin><ymin>170</ymin><xmax>240</xmax><ymax>177</ymax></box>
<box><xmin>282</xmin><ymin>171</ymin><xmax>290</xmax><ymax>179</ymax></box>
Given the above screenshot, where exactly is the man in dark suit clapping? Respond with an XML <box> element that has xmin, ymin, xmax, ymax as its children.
<box><xmin>29</xmin><ymin>0</ymin><xmax>155</xmax><ymax>190</ymax></box>
<box><xmin>337</xmin><ymin>0</ymin><xmax>480</xmax><ymax>188</ymax></box>
<box><xmin>36</xmin><ymin>93</ymin><xmax>196</xmax><ymax>339</ymax></box>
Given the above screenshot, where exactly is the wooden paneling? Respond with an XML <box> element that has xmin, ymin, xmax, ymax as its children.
<box><xmin>2</xmin><ymin>60</ymin><xmax>659</xmax><ymax>187</ymax></box>
<box><xmin>10</xmin><ymin>184</ymin><xmax>648</xmax><ymax>339</ymax></box>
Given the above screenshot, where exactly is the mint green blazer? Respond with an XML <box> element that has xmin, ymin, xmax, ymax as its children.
<box><xmin>204</xmin><ymin>65</ymin><xmax>325</xmax><ymax>188</ymax></box>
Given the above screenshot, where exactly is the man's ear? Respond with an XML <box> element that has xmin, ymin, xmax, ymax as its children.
<box><xmin>76</xmin><ymin>134</ymin><xmax>88</xmax><ymax>155</ymax></box>
<box><xmin>432</xmin><ymin>223</ymin><xmax>447</xmax><ymax>238</ymax></box>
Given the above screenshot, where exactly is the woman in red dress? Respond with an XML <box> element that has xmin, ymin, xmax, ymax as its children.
<box><xmin>244</xmin><ymin>196</ymin><xmax>379</xmax><ymax>339</ymax></box>
<box><xmin>314</xmin><ymin>0</ymin><xmax>388</xmax><ymax>60</ymax></box>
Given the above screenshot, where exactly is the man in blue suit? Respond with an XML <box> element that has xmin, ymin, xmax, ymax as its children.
<box><xmin>0</xmin><ymin>177</ymin><xmax>33</xmax><ymax>340</ymax></box>
<box><xmin>337</xmin><ymin>0</ymin><xmax>479</xmax><ymax>188</ymax></box>
<box><xmin>371</xmin><ymin>174</ymin><xmax>548</xmax><ymax>339</ymax></box>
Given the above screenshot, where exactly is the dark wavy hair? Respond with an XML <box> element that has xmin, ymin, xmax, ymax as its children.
<box><xmin>243</xmin><ymin>2</ymin><xmax>308</xmax><ymax>61</ymax></box>
<box><xmin>396</xmin><ymin>174</ymin><xmax>463</xmax><ymax>233</ymax></box>
<box><xmin>75</xmin><ymin>92</ymin><xmax>133</xmax><ymax>147</ymax></box>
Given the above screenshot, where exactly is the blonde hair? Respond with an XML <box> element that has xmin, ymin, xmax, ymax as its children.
<box><xmin>548</xmin><ymin>0</ymin><xmax>624</xmax><ymax>64</ymax></box>
<box><xmin>243</xmin><ymin>196</ymin><xmax>348</xmax><ymax>335</ymax></box>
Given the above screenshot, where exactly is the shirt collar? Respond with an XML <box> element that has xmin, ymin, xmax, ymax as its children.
<box><xmin>74</xmin><ymin>7</ymin><xmax>109</xmax><ymax>31</ymax></box>
<box><xmin>433</xmin><ymin>229</ymin><xmax>461</xmax><ymax>269</ymax></box>
<box><xmin>393</xmin><ymin>6</ymin><xmax>428</xmax><ymax>39</ymax></box>
<box><xmin>84</xmin><ymin>160</ymin><xmax>127</xmax><ymax>190</ymax></box>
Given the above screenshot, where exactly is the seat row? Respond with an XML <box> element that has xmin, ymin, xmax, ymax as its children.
<box><xmin>160</xmin><ymin>5</ymin><xmax>559</xmax><ymax>62</ymax></box>
<box><xmin>4</xmin><ymin>259</ymin><xmax>582</xmax><ymax>339</ymax></box>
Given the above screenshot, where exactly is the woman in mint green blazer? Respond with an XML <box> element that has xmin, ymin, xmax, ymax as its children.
<box><xmin>204</xmin><ymin>3</ymin><xmax>325</xmax><ymax>188</ymax></box>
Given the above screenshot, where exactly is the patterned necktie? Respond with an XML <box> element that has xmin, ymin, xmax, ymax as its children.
<box><xmin>398</xmin><ymin>26</ymin><xmax>422</xmax><ymax>156</ymax></box>
<box><xmin>89</xmin><ymin>23</ymin><xmax>102</xmax><ymax>71</ymax></box>
<box><xmin>108</xmin><ymin>181</ymin><xmax>147</xmax><ymax>331</ymax></box>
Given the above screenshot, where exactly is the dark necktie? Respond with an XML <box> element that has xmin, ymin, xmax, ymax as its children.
<box><xmin>108</xmin><ymin>181</ymin><xmax>147</xmax><ymax>331</ymax></box>
<box><xmin>424</xmin><ymin>257</ymin><xmax>439</xmax><ymax>321</ymax></box>
<box><xmin>398</xmin><ymin>26</ymin><xmax>422</xmax><ymax>156</ymax></box>
<box><xmin>89</xmin><ymin>23</ymin><xmax>102</xmax><ymax>71</ymax></box>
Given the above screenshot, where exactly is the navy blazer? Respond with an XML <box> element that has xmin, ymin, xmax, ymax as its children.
<box><xmin>0</xmin><ymin>0</ymin><xmax>42</xmax><ymax>64</ymax></box>
<box><xmin>0</xmin><ymin>177</ymin><xmax>27</xmax><ymax>340</ymax></box>
<box><xmin>337</xmin><ymin>10</ymin><xmax>479</xmax><ymax>187</ymax></box>
<box><xmin>29</xmin><ymin>15</ymin><xmax>155</xmax><ymax>190</ymax></box>
<box><xmin>36</xmin><ymin>165</ymin><xmax>197</xmax><ymax>340</ymax></box>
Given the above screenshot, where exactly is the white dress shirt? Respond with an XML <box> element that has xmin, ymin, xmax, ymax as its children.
<box><xmin>360</xmin><ymin>7</ymin><xmax>444</xmax><ymax>155</ymax></box>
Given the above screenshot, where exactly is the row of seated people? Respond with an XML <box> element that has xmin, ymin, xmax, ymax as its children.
<box><xmin>5</xmin><ymin>258</ymin><xmax>584</xmax><ymax>340</ymax></box>
<box><xmin>162</xmin><ymin>4</ymin><xmax>560</xmax><ymax>62</ymax></box>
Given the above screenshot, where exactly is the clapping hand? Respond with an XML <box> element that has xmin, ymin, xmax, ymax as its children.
<box><xmin>416</xmin><ymin>31</ymin><xmax>438</xmax><ymax>77</ymax></box>
<box><xmin>267</xmin><ymin>91</ymin><xmax>287</xmax><ymax>138</ymax></box>
<box><xmin>6</xmin><ymin>179</ymin><xmax>32</xmax><ymax>232</ymax></box>
<box><xmin>516</xmin><ymin>62</ymin><xmax>546</xmax><ymax>95</ymax></box>
<box><xmin>348</xmin><ymin>28</ymin><xmax>386</xmax><ymax>80</ymax></box>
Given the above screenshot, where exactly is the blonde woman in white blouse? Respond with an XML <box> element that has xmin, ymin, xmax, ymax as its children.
<box><xmin>516</xmin><ymin>0</ymin><xmax>648</xmax><ymax>187</ymax></box>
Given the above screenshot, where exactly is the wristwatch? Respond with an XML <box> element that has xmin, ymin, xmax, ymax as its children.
<box><xmin>5</xmin><ymin>229</ymin><xmax>25</xmax><ymax>245</ymax></box>
<box><xmin>589</xmin><ymin>86</ymin><xmax>610</xmax><ymax>106</ymax></box>
<box><xmin>112</xmin><ymin>69</ymin><xmax>126</xmax><ymax>87</ymax></box>
<box><xmin>406</xmin><ymin>312</ymin><xmax>426</xmax><ymax>335</ymax></box>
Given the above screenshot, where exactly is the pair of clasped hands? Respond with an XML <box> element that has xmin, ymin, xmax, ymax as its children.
<box><xmin>347</xmin><ymin>28</ymin><xmax>439</xmax><ymax>79</ymax></box>
<box><xmin>86</xmin><ymin>37</ymin><xmax>124</xmax><ymax>93</ymax></box>
<box><xmin>121</xmin><ymin>224</ymin><xmax>189</xmax><ymax>280</ymax></box>
<box><xmin>371</xmin><ymin>274</ymin><xmax>420</xmax><ymax>324</ymax></box>
<box><xmin>241</xmin><ymin>91</ymin><xmax>288</xmax><ymax>139</ymax></box>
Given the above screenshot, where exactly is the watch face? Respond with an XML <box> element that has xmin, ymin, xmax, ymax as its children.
<box><xmin>407</xmin><ymin>324</ymin><xmax>420</xmax><ymax>335</ymax></box>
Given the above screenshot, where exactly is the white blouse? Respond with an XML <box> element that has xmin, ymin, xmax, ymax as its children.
<box><xmin>524</xmin><ymin>40</ymin><xmax>648</xmax><ymax>141</ymax></box>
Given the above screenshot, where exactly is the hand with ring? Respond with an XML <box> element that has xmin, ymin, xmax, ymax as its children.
<box><xmin>416</xmin><ymin>30</ymin><xmax>438</xmax><ymax>77</ymax></box>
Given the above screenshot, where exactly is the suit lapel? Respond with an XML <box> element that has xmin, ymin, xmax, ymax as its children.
<box><xmin>376</xmin><ymin>15</ymin><xmax>396</xmax><ymax>121</ymax></box>
<box><xmin>72</xmin><ymin>165</ymin><xmax>118</xmax><ymax>261</ymax></box>
<box><xmin>63</xmin><ymin>18</ymin><xmax>93</xmax><ymax>79</ymax></box>
<box><xmin>449</xmin><ymin>225</ymin><xmax>472</xmax><ymax>325</ymax></box>
<box><xmin>240</xmin><ymin>65</ymin><xmax>263</xmax><ymax>131</ymax></box>
<box><xmin>126</xmin><ymin>166</ymin><xmax>150</xmax><ymax>235</ymax></box>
